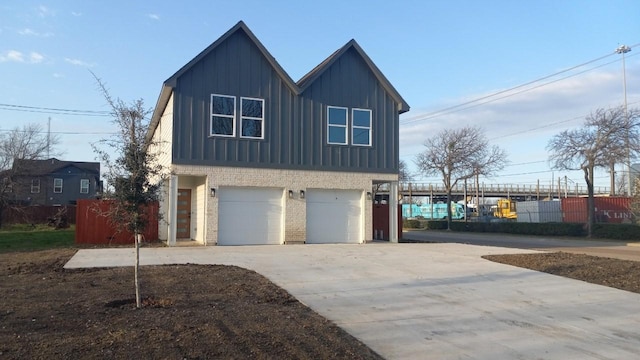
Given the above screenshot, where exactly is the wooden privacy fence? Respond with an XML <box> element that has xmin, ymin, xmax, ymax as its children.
<box><xmin>373</xmin><ymin>204</ymin><xmax>402</xmax><ymax>241</ymax></box>
<box><xmin>75</xmin><ymin>199</ymin><xmax>159</xmax><ymax>245</ymax></box>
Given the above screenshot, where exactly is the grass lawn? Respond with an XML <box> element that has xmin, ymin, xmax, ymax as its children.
<box><xmin>0</xmin><ymin>224</ymin><xmax>75</xmax><ymax>252</ymax></box>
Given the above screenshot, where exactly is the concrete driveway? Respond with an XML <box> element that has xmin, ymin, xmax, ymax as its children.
<box><xmin>65</xmin><ymin>243</ymin><xmax>640</xmax><ymax>359</ymax></box>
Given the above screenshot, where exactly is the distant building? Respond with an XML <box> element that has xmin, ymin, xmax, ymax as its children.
<box><xmin>5</xmin><ymin>158</ymin><xmax>101</xmax><ymax>206</ymax></box>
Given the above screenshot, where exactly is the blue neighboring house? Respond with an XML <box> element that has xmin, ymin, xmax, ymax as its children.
<box><xmin>8</xmin><ymin>158</ymin><xmax>101</xmax><ymax>206</ymax></box>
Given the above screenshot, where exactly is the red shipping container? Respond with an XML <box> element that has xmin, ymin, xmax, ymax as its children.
<box><xmin>75</xmin><ymin>199</ymin><xmax>159</xmax><ymax>245</ymax></box>
<box><xmin>561</xmin><ymin>197</ymin><xmax>633</xmax><ymax>224</ymax></box>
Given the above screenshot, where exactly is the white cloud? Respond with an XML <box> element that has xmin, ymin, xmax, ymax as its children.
<box><xmin>53</xmin><ymin>72</ymin><xmax>64</xmax><ymax>78</ymax></box>
<box><xmin>37</xmin><ymin>5</ymin><xmax>55</xmax><ymax>18</ymax></box>
<box><xmin>64</xmin><ymin>57</ymin><xmax>95</xmax><ymax>67</ymax></box>
<box><xmin>18</xmin><ymin>28</ymin><xmax>54</xmax><ymax>37</ymax></box>
<box><xmin>29</xmin><ymin>52</ymin><xmax>44</xmax><ymax>63</ymax></box>
<box><xmin>0</xmin><ymin>50</ymin><xmax>25</xmax><ymax>62</ymax></box>
<box><xmin>147</xmin><ymin>13</ymin><xmax>160</xmax><ymax>20</ymax></box>
<box><xmin>71</xmin><ymin>11</ymin><xmax>82</xmax><ymax>17</ymax></box>
<box><xmin>0</xmin><ymin>50</ymin><xmax>46</xmax><ymax>64</ymax></box>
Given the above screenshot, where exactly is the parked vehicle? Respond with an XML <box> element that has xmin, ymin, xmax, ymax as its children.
<box><xmin>402</xmin><ymin>202</ymin><xmax>465</xmax><ymax>220</ymax></box>
<box><xmin>493</xmin><ymin>199</ymin><xmax>517</xmax><ymax>219</ymax></box>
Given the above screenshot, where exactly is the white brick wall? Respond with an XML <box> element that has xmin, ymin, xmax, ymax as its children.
<box><xmin>166</xmin><ymin>165</ymin><xmax>397</xmax><ymax>245</ymax></box>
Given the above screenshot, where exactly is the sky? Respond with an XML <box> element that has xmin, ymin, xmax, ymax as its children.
<box><xmin>1</xmin><ymin>0</ymin><xmax>639</xmax><ymax>191</ymax></box>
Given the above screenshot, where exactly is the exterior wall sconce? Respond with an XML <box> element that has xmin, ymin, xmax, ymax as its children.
<box><xmin>299</xmin><ymin>190</ymin><xmax>305</xmax><ymax>199</ymax></box>
<box><xmin>288</xmin><ymin>190</ymin><xmax>294</xmax><ymax>199</ymax></box>
<box><xmin>366</xmin><ymin>191</ymin><xmax>372</xmax><ymax>200</ymax></box>
<box><xmin>210</xmin><ymin>188</ymin><xmax>216</xmax><ymax>197</ymax></box>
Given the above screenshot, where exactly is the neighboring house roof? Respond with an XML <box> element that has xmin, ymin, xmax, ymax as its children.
<box><xmin>147</xmin><ymin>21</ymin><xmax>410</xmax><ymax>143</ymax></box>
<box><xmin>12</xmin><ymin>158</ymin><xmax>100</xmax><ymax>176</ymax></box>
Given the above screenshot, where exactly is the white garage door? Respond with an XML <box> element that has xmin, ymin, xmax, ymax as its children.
<box><xmin>306</xmin><ymin>189</ymin><xmax>362</xmax><ymax>244</ymax></box>
<box><xmin>218</xmin><ymin>187</ymin><xmax>283</xmax><ymax>245</ymax></box>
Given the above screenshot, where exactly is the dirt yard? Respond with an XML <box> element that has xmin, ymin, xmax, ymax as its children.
<box><xmin>2</xmin><ymin>248</ymin><xmax>640</xmax><ymax>359</ymax></box>
<box><xmin>0</xmin><ymin>249</ymin><xmax>381</xmax><ymax>360</ymax></box>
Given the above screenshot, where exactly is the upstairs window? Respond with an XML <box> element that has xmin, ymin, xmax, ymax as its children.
<box><xmin>53</xmin><ymin>178</ymin><xmax>63</xmax><ymax>193</ymax></box>
<box><xmin>80</xmin><ymin>179</ymin><xmax>90</xmax><ymax>194</ymax></box>
<box><xmin>31</xmin><ymin>179</ymin><xmax>41</xmax><ymax>193</ymax></box>
<box><xmin>240</xmin><ymin>97</ymin><xmax>264</xmax><ymax>139</ymax></box>
<box><xmin>352</xmin><ymin>108</ymin><xmax>372</xmax><ymax>146</ymax></box>
<box><xmin>327</xmin><ymin>106</ymin><xmax>348</xmax><ymax>145</ymax></box>
<box><xmin>210</xmin><ymin>94</ymin><xmax>236</xmax><ymax>137</ymax></box>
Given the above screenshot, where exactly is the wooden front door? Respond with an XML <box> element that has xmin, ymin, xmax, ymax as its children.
<box><xmin>176</xmin><ymin>189</ymin><xmax>191</xmax><ymax>239</ymax></box>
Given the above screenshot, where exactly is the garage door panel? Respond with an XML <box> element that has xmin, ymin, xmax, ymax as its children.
<box><xmin>218</xmin><ymin>187</ymin><xmax>283</xmax><ymax>245</ymax></box>
<box><xmin>306</xmin><ymin>189</ymin><xmax>362</xmax><ymax>244</ymax></box>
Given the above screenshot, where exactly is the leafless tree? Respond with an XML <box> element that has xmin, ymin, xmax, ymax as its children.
<box><xmin>415</xmin><ymin>126</ymin><xmax>507</xmax><ymax>229</ymax></box>
<box><xmin>92</xmin><ymin>74</ymin><xmax>166</xmax><ymax>308</ymax></box>
<box><xmin>0</xmin><ymin>124</ymin><xmax>60</xmax><ymax>227</ymax></box>
<box><xmin>547</xmin><ymin>106</ymin><xmax>639</xmax><ymax>236</ymax></box>
<box><xmin>399</xmin><ymin>159</ymin><xmax>412</xmax><ymax>182</ymax></box>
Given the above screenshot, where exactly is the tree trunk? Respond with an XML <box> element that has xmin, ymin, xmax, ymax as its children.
<box><xmin>135</xmin><ymin>232</ymin><xmax>141</xmax><ymax>308</ymax></box>
<box><xmin>446</xmin><ymin>189</ymin><xmax>452</xmax><ymax>230</ymax></box>
<box><xmin>584</xmin><ymin>166</ymin><xmax>595</xmax><ymax>237</ymax></box>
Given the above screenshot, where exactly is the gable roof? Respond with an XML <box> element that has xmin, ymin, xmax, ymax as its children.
<box><xmin>147</xmin><ymin>21</ymin><xmax>410</xmax><ymax>142</ymax></box>
<box><xmin>296</xmin><ymin>39</ymin><xmax>409</xmax><ymax>113</ymax></box>
<box><xmin>12</xmin><ymin>158</ymin><xmax>100</xmax><ymax>176</ymax></box>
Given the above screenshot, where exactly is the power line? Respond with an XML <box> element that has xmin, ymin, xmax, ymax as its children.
<box><xmin>401</xmin><ymin>43</ymin><xmax>640</xmax><ymax>125</ymax></box>
<box><xmin>0</xmin><ymin>103</ymin><xmax>111</xmax><ymax>117</ymax></box>
<box><xmin>0</xmin><ymin>128</ymin><xmax>117</xmax><ymax>135</ymax></box>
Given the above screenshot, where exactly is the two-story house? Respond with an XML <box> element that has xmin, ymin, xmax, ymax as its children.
<box><xmin>147</xmin><ymin>21</ymin><xmax>409</xmax><ymax>246</ymax></box>
<box><xmin>8</xmin><ymin>158</ymin><xmax>101</xmax><ymax>206</ymax></box>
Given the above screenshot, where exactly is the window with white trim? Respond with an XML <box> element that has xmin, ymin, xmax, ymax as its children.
<box><xmin>327</xmin><ymin>106</ymin><xmax>348</xmax><ymax>145</ymax></box>
<box><xmin>352</xmin><ymin>108</ymin><xmax>372</xmax><ymax>146</ymax></box>
<box><xmin>240</xmin><ymin>97</ymin><xmax>264</xmax><ymax>139</ymax></box>
<box><xmin>53</xmin><ymin>178</ymin><xmax>63</xmax><ymax>193</ymax></box>
<box><xmin>210</xmin><ymin>94</ymin><xmax>236</xmax><ymax>137</ymax></box>
<box><xmin>31</xmin><ymin>179</ymin><xmax>41</xmax><ymax>193</ymax></box>
<box><xmin>80</xmin><ymin>179</ymin><xmax>90</xmax><ymax>194</ymax></box>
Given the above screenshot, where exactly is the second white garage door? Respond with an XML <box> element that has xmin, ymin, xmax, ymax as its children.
<box><xmin>306</xmin><ymin>189</ymin><xmax>363</xmax><ymax>244</ymax></box>
<box><xmin>218</xmin><ymin>187</ymin><xmax>284</xmax><ymax>245</ymax></box>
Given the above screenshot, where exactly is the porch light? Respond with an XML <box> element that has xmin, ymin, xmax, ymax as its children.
<box><xmin>288</xmin><ymin>190</ymin><xmax>294</xmax><ymax>199</ymax></box>
<box><xmin>299</xmin><ymin>190</ymin><xmax>305</xmax><ymax>199</ymax></box>
<box><xmin>210</xmin><ymin>188</ymin><xmax>216</xmax><ymax>197</ymax></box>
<box><xmin>366</xmin><ymin>191</ymin><xmax>372</xmax><ymax>200</ymax></box>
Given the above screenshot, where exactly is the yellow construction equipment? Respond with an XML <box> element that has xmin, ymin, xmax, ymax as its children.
<box><xmin>494</xmin><ymin>199</ymin><xmax>517</xmax><ymax>219</ymax></box>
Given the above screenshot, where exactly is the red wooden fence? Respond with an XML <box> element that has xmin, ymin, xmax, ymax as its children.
<box><xmin>372</xmin><ymin>204</ymin><xmax>402</xmax><ymax>241</ymax></box>
<box><xmin>75</xmin><ymin>199</ymin><xmax>159</xmax><ymax>245</ymax></box>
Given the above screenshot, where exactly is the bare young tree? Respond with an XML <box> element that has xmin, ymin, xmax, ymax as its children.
<box><xmin>547</xmin><ymin>107</ymin><xmax>639</xmax><ymax>236</ymax></box>
<box><xmin>0</xmin><ymin>124</ymin><xmax>60</xmax><ymax>227</ymax></box>
<box><xmin>92</xmin><ymin>75</ymin><xmax>166</xmax><ymax>308</ymax></box>
<box><xmin>399</xmin><ymin>159</ymin><xmax>412</xmax><ymax>182</ymax></box>
<box><xmin>415</xmin><ymin>126</ymin><xmax>507</xmax><ymax>229</ymax></box>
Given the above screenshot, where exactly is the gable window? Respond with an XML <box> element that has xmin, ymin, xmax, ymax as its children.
<box><xmin>210</xmin><ymin>94</ymin><xmax>236</xmax><ymax>137</ymax></box>
<box><xmin>53</xmin><ymin>178</ymin><xmax>63</xmax><ymax>193</ymax></box>
<box><xmin>327</xmin><ymin>106</ymin><xmax>348</xmax><ymax>145</ymax></box>
<box><xmin>31</xmin><ymin>179</ymin><xmax>41</xmax><ymax>193</ymax></box>
<box><xmin>352</xmin><ymin>108</ymin><xmax>372</xmax><ymax>146</ymax></box>
<box><xmin>80</xmin><ymin>179</ymin><xmax>90</xmax><ymax>194</ymax></box>
<box><xmin>240</xmin><ymin>97</ymin><xmax>264</xmax><ymax>139</ymax></box>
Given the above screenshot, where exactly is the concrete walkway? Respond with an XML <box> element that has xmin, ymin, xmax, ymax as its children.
<box><xmin>65</xmin><ymin>243</ymin><xmax>640</xmax><ymax>359</ymax></box>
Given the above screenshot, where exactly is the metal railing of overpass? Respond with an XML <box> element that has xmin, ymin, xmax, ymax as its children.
<box><xmin>376</xmin><ymin>182</ymin><xmax>612</xmax><ymax>199</ymax></box>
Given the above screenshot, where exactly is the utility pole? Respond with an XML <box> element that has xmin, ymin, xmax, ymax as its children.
<box><xmin>615</xmin><ymin>44</ymin><xmax>632</xmax><ymax>195</ymax></box>
<box><xmin>47</xmin><ymin>117</ymin><xmax>51</xmax><ymax>158</ymax></box>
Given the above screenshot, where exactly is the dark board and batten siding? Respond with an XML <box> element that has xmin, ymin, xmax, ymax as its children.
<box><xmin>172</xmin><ymin>30</ymin><xmax>399</xmax><ymax>174</ymax></box>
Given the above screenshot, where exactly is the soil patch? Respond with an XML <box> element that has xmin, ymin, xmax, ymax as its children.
<box><xmin>0</xmin><ymin>249</ymin><xmax>381</xmax><ymax>360</ymax></box>
<box><xmin>484</xmin><ymin>252</ymin><xmax>640</xmax><ymax>294</ymax></box>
